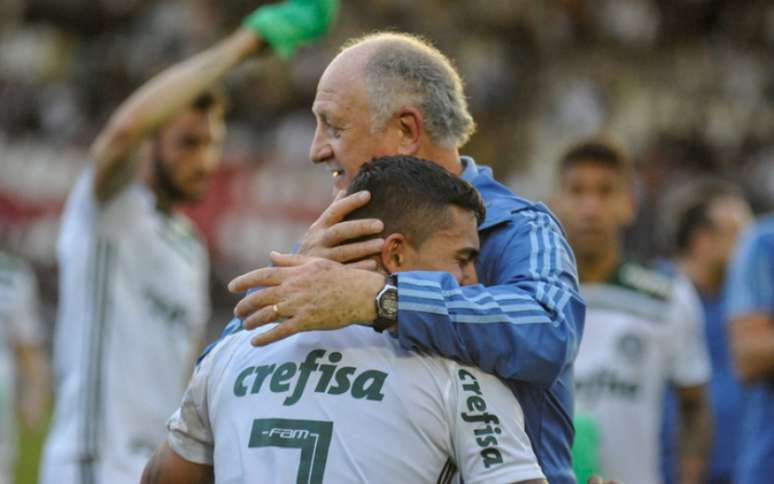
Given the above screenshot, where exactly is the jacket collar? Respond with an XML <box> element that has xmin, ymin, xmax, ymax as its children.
<box><xmin>461</xmin><ymin>156</ymin><xmax>531</xmax><ymax>232</ymax></box>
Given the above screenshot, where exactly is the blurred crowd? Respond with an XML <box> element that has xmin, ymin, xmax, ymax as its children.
<box><xmin>2</xmin><ymin>1</ymin><xmax>774</xmax><ymax>273</ymax></box>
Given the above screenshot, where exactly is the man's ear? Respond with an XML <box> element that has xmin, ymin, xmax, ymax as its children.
<box><xmin>381</xmin><ymin>233</ymin><xmax>409</xmax><ymax>274</ymax></box>
<box><xmin>395</xmin><ymin>107</ymin><xmax>423</xmax><ymax>156</ymax></box>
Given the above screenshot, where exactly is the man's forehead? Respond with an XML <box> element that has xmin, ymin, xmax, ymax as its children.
<box><xmin>314</xmin><ymin>48</ymin><xmax>372</xmax><ymax>101</ymax></box>
<box><xmin>312</xmin><ymin>84</ymin><xmax>370</xmax><ymax>123</ymax></box>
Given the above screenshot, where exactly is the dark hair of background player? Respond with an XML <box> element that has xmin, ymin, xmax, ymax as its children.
<box><xmin>558</xmin><ymin>139</ymin><xmax>633</xmax><ymax>182</ymax></box>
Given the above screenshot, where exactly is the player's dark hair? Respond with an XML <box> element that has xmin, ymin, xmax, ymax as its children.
<box><xmin>669</xmin><ymin>178</ymin><xmax>745</xmax><ymax>254</ymax></box>
<box><xmin>344</xmin><ymin>155</ymin><xmax>485</xmax><ymax>247</ymax></box>
<box><xmin>558</xmin><ymin>139</ymin><xmax>633</xmax><ymax>181</ymax></box>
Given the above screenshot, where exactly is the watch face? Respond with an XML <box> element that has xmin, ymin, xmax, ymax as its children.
<box><xmin>380</xmin><ymin>288</ymin><xmax>398</xmax><ymax>318</ymax></box>
<box><xmin>383</xmin><ymin>292</ymin><xmax>397</xmax><ymax>313</ymax></box>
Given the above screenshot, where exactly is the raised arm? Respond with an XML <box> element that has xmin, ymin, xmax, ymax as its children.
<box><xmin>90</xmin><ymin>29</ymin><xmax>261</xmax><ymax>202</ymax></box>
<box><xmin>91</xmin><ymin>0</ymin><xmax>339</xmax><ymax>202</ymax></box>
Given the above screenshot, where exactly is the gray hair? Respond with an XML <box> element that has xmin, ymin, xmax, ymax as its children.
<box><xmin>343</xmin><ymin>32</ymin><xmax>476</xmax><ymax>149</ymax></box>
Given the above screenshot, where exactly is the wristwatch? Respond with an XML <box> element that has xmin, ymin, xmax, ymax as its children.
<box><xmin>373</xmin><ymin>274</ymin><xmax>398</xmax><ymax>332</ymax></box>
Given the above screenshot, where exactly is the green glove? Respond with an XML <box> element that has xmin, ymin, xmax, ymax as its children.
<box><xmin>243</xmin><ymin>0</ymin><xmax>339</xmax><ymax>58</ymax></box>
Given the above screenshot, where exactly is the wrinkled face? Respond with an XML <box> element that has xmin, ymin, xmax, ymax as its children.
<box><xmin>154</xmin><ymin>107</ymin><xmax>225</xmax><ymax>202</ymax></box>
<box><xmin>309</xmin><ymin>50</ymin><xmax>402</xmax><ymax>191</ymax></box>
<box><xmin>703</xmin><ymin>196</ymin><xmax>753</xmax><ymax>268</ymax></box>
<box><xmin>553</xmin><ymin>161</ymin><xmax>634</xmax><ymax>259</ymax></box>
<box><xmin>398</xmin><ymin>206</ymin><xmax>480</xmax><ymax>286</ymax></box>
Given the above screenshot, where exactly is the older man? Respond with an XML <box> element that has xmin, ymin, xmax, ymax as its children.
<box><xmin>228</xmin><ymin>32</ymin><xmax>584</xmax><ymax>484</ymax></box>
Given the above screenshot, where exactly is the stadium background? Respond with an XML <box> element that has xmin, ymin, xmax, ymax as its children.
<box><xmin>1</xmin><ymin>0</ymin><xmax>773</xmax><ymax>482</ymax></box>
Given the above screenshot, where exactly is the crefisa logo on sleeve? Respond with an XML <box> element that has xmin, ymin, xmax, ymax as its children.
<box><xmin>458</xmin><ymin>368</ymin><xmax>504</xmax><ymax>468</ymax></box>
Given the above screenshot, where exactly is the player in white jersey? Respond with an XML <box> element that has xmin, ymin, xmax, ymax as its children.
<box><xmin>551</xmin><ymin>140</ymin><xmax>711</xmax><ymax>484</ymax></box>
<box><xmin>41</xmin><ymin>166</ymin><xmax>212</xmax><ymax>483</ymax></box>
<box><xmin>41</xmin><ymin>3</ymin><xmax>338</xmax><ymax>483</ymax></box>
<box><xmin>575</xmin><ymin>264</ymin><xmax>709</xmax><ymax>484</ymax></box>
<box><xmin>0</xmin><ymin>252</ymin><xmax>48</xmax><ymax>484</ymax></box>
<box><xmin>142</xmin><ymin>156</ymin><xmax>547</xmax><ymax>484</ymax></box>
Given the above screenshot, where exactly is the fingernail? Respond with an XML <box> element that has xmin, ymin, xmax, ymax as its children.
<box><xmin>359</xmin><ymin>190</ymin><xmax>370</xmax><ymax>199</ymax></box>
<box><xmin>372</xmin><ymin>221</ymin><xmax>383</xmax><ymax>231</ymax></box>
<box><xmin>270</xmin><ymin>250</ymin><xmax>279</xmax><ymax>257</ymax></box>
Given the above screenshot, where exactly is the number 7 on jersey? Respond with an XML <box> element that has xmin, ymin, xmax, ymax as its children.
<box><xmin>249</xmin><ymin>418</ymin><xmax>334</xmax><ymax>484</ymax></box>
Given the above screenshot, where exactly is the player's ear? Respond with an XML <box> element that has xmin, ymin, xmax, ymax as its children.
<box><xmin>395</xmin><ymin>107</ymin><xmax>423</xmax><ymax>156</ymax></box>
<box><xmin>381</xmin><ymin>233</ymin><xmax>409</xmax><ymax>273</ymax></box>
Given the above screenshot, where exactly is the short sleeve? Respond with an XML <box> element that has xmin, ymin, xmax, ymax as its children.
<box><xmin>64</xmin><ymin>167</ymin><xmax>153</xmax><ymax>239</ymax></box>
<box><xmin>167</xmin><ymin>350</ymin><xmax>215</xmax><ymax>465</ymax></box>
<box><xmin>727</xmin><ymin>223</ymin><xmax>774</xmax><ymax>318</ymax></box>
<box><xmin>668</xmin><ymin>275</ymin><xmax>711</xmax><ymax>387</ymax></box>
<box><xmin>8</xmin><ymin>260</ymin><xmax>44</xmax><ymax>346</ymax></box>
<box><xmin>450</xmin><ymin>365</ymin><xmax>545</xmax><ymax>484</ymax></box>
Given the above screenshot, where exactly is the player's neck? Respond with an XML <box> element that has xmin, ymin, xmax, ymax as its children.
<box><xmin>578</xmin><ymin>246</ymin><xmax>621</xmax><ymax>284</ymax></box>
<box><xmin>678</xmin><ymin>256</ymin><xmax>722</xmax><ymax>297</ymax></box>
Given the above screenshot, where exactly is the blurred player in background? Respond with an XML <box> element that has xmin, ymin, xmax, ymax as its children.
<box><xmin>39</xmin><ymin>1</ymin><xmax>338</xmax><ymax>483</ymax></box>
<box><xmin>726</xmin><ymin>213</ymin><xmax>774</xmax><ymax>484</ymax></box>
<box><xmin>227</xmin><ymin>32</ymin><xmax>584</xmax><ymax>484</ymax></box>
<box><xmin>142</xmin><ymin>156</ymin><xmax>548</xmax><ymax>484</ymax></box>
<box><xmin>0</xmin><ymin>251</ymin><xmax>49</xmax><ymax>484</ymax></box>
<box><xmin>550</xmin><ymin>140</ymin><xmax>712</xmax><ymax>484</ymax></box>
<box><xmin>661</xmin><ymin>179</ymin><xmax>752</xmax><ymax>484</ymax></box>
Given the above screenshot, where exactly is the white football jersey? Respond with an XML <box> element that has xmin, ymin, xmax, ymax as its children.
<box><xmin>0</xmin><ymin>252</ymin><xmax>43</xmax><ymax>483</ymax></box>
<box><xmin>168</xmin><ymin>323</ymin><xmax>545</xmax><ymax>484</ymax></box>
<box><xmin>573</xmin><ymin>262</ymin><xmax>710</xmax><ymax>484</ymax></box>
<box><xmin>42</xmin><ymin>169</ymin><xmax>210</xmax><ymax>484</ymax></box>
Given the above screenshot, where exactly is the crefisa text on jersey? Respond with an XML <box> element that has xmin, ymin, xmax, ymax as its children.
<box><xmin>458</xmin><ymin>369</ymin><xmax>505</xmax><ymax>469</ymax></box>
<box><xmin>233</xmin><ymin>349</ymin><xmax>388</xmax><ymax>405</ymax></box>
